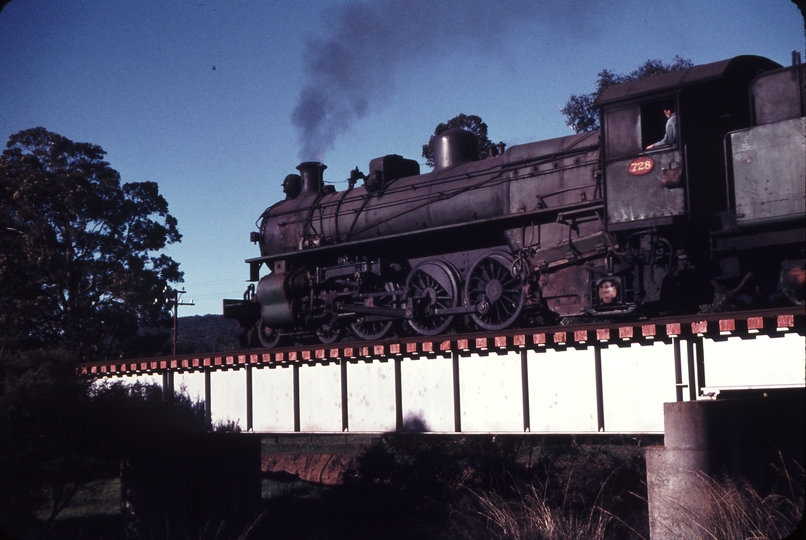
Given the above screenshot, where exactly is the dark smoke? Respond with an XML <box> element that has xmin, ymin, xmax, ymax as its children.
<box><xmin>292</xmin><ymin>0</ymin><xmax>577</xmax><ymax>161</ymax></box>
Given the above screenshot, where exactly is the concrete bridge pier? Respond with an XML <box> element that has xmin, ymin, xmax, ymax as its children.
<box><xmin>646</xmin><ymin>401</ymin><xmax>713</xmax><ymax>539</ymax></box>
<box><xmin>646</xmin><ymin>389</ymin><xmax>805</xmax><ymax>539</ymax></box>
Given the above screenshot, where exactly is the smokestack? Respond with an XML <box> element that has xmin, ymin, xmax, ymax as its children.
<box><xmin>296</xmin><ymin>162</ymin><xmax>327</xmax><ymax>196</ymax></box>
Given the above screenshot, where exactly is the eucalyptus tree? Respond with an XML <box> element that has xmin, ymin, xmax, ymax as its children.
<box><xmin>561</xmin><ymin>56</ymin><xmax>693</xmax><ymax>134</ymax></box>
<box><xmin>0</xmin><ymin>127</ymin><xmax>182</xmax><ymax>360</ymax></box>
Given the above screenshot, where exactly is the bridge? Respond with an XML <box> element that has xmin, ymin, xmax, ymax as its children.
<box><xmin>80</xmin><ymin>307</ymin><xmax>804</xmax><ymax>434</ymax></box>
<box><xmin>80</xmin><ymin>307</ymin><xmax>805</xmax><ymax>540</ymax></box>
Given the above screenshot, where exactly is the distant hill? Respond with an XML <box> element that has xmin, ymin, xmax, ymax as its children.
<box><xmin>174</xmin><ymin>314</ymin><xmax>243</xmax><ymax>353</ymax></box>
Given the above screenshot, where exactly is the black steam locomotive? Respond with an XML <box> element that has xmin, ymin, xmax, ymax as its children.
<box><xmin>225</xmin><ymin>55</ymin><xmax>805</xmax><ymax>348</ymax></box>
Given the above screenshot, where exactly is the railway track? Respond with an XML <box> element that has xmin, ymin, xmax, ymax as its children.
<box><xmin>79</xmin><ymin>306</ymin><xmax>804</xmax><ymax>376</ymax></box>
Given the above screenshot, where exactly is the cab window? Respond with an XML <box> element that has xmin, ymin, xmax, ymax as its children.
<box><xmin>604</xmin><ymin>100</ymin><xmax>679</xmax><ymax>160</ymax></box>
<box><xmin>604</xmin><ymin>105</ymin><xmax>640</xmax><ymax>159</ymax></box>
<box><xmin>641</xmin><ymin>100</ymin><xmax>678</xmax><ymax>151</ymax></box>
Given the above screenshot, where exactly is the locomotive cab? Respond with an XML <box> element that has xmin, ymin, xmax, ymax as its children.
<box><xmin>597</xmin><ymin>56</ymin><xmax>782</xmax><ymax>233</ymax></box>
<box><xmin>591</xmin><ymin>56</ymin><xmax>784</xmax><ymax>314</ymax></box>
<box><xmin>599</xmin><ymin>96</ymin><xmax>685</xmax><ymax>231</ymax></box>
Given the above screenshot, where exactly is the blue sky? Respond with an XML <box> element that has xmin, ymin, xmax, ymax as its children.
<box><xmin>1</xmin><ymin>0</ymin><xmax>803</xmax><ymax>316</ymax></box>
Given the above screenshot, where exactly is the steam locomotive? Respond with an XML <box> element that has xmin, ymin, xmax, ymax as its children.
<box><xmin>224</xmin><ymin>55</ymin><xmax>805</xmax><ymax>348</ymax></box>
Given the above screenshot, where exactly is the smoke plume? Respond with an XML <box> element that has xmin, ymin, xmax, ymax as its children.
<box><xmin>292</xmin><ymin>0</ymin><xmax>562</xmax><ymax>161</ymax></box>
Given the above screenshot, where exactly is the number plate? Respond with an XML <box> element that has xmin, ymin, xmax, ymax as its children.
<box><xmin>628</xmin><ymin>157</ymin><xmax>654</xmax><ymax>176</ymax></box>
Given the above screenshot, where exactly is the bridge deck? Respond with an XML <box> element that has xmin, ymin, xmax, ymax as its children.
<box><xmin>75</xmin><ymin>308</ymin><xmax>805</xmax><ymax>435</ymax></box>
<box><xmin>79</xmin><ymin>307</ymin><xmax>803</xmax><ymax>377</ymax></box>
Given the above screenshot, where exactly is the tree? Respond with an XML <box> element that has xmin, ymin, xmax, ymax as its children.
<box><xmin>0</xmin><ymin>127</ymin><xmax>182</xmax><ymax>361</ymax></box>
<box><xmin>795</xmin><ymin>0</ymin><xmax>806</xmax><ymax>37</ymax></box>
<box><xmin>0</xmin><ymin>346</ymin><xmax>207</xmax><ymax>538</ymax></box>
<box><xmin>561</xmin><ymin>56</ymin><xmax>693</xmax><ymax>133</ymax></box>
<box><xmin>421</xmin><ymin>114</ymin><xmax>494</xmax><ymax>168</ymax></box>
<box><xmin>0</xmin><ymin>347</ymin><xmax>95</xmax><ymax>538</ymax></box>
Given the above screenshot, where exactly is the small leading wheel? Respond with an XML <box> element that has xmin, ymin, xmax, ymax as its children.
<box><xmin>316</xmin><ymin>321</ymin><xmax>342</xmax><ymax>344</ymax></box>
<box><xmin>257</xmin><ymin>319</ymin><xmax>282</xmax><ymax>348</ymax></box>
<box><xmin>406</xmin><ymin>260</ymin><xmax>459</xmax><ymax>336</ymax></box>
<box><xmin>465</xmin><ymin>251</ymin><xmax>525</xmax><ymax>331</ymax></box>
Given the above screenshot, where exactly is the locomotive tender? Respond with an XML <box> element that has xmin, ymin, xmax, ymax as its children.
<box><xmin>225</xmin><ymin>55</ymin><xmax>805</xmax><ymax>348</ymax></box>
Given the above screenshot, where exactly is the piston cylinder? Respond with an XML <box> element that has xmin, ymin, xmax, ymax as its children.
<box><xmin>257</xmin><ymin>273</ymin><xmax>295</xmax><ymax>327</ymax></box>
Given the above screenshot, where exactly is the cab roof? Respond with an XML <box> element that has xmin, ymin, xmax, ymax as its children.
<box><xmin>594</xmin><ymin>55</ymin><xmax>782</xmax><ymax>107</ymax></box>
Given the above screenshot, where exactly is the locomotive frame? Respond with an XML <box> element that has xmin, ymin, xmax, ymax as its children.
<box><xmin>224</xmin><ymin>55</ymin><xmax>805</xmax><ymax>348</ymax></box>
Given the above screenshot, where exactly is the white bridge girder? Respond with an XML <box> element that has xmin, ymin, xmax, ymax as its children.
<box><xmin>95</xmin><ymin>330</ymin><xmax>805</xmax><ymax>434</ymax></box>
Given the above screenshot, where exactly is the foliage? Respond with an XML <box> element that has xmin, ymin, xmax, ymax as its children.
<box><xmin>86</xmin><ymin>380</ymin><xmax>207</xmax><ymax>443</ymax></box>
<box><xmin>0</xmin><ymin>348</ymin><xmax>99</xmax><ymax>538</ymax></box>
<box><xmin>560</xmin><ymin>56</ymin><xmax>693</xmax><ymax>133</ymax></box>
<box><xmin>0</xmin><ymin>347</ymin><xmax>206</xmax><ymax>539</ymax></box>
<box><xmin>796</xmin><ymin>0</ymin><xmax>806</xmax><ymax>35</ymax></box>
<box><xmin>0</xmin><ymin>127</ymin><xmax>182</xmax><ymax>361</ymax></box>
<box><xmin>340</xmin><ymin>435</ymin><xmax>649</xmax><ymax>539</ymax></box>
<box><xmin>0</xmin><ymin>127</ymin><xmax>186</xmax><ymax>535</ymax></box>
<box><xmin>421</xmin><ymin>114</ymin><xmax>494</xmax><ymax>168</ymax></box>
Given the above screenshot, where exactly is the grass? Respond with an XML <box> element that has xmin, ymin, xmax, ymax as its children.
<box><xmin>670</xmin><ymin>465</ymin><xmax>804</xmax><ymax>540</ymax></box>
<box><xmin>444</xmin><ymin>461</ymin><xmax>804</xmax><ymax>540</ymax></box>
<box><xmin>448</xmin><ymin>484</ymin><xmax>615</xmax><ymax>540</ymax></box>
<box><xmin>436</xmin><ymin>459</ymin><xmax>651</xmax><ymax>540</ymax></box>
<box><xmin>36</xmin><ymin>478</ymin><xmax>120</xmax><ymax>521</ymax></box>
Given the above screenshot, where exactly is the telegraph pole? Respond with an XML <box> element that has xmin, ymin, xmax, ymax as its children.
<box><xmin>157</xmin><ymin>287</ymin><xmax>194</xmax><ymax>404</ymax></box>
<box><xmin>167</xmin><ymin>287</ymin><xmax>195</xmax><ymax>355</ymax></box>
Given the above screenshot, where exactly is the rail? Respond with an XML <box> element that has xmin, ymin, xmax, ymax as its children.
<box><xmin>78</xmin><ymin>307</ymin><xmax>804</xmax><ymax>377</ymax></box>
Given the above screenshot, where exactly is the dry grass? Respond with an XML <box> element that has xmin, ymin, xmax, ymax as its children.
<box><xmin>453</xmin><ymin>485</ymin><xmax>613</xmax><ymax>540</ymax></box>
<box><xmin>445</xmin><ymin>459</ymin><xmax>803</xmax><ymax>540</ymax></box>
<box><xmin>444</xmin><ymin>470</ymin><xmax>648</xmax><ymax>540</ymax></box>
<box><xmin>674</xmin><ymin>464</ymin><xmax>804</xmax><ymax>540</ymax></box>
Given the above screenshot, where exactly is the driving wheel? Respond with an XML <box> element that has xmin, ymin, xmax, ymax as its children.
<box><xmin>465</xmin><ymin>251</ymin><xmax>525</xmax><ymax>331</ymax></box>
<box><xmin>350</xmin><ymin>293</ymin><xmax>395</xmax><ymax>341</ymax></box>
<box><xmin>405</xmin><ymin>260</ymin><xmax>459</xmax><ymax>336</ymax></box>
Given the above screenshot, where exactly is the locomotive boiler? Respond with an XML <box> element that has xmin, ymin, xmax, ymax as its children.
<box><xmin>224</xmin><ymin>55</ymin><xmax>805</xmax><ymax>348</ymax></box>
